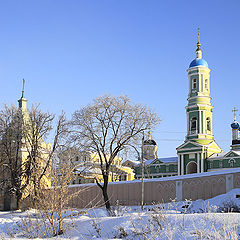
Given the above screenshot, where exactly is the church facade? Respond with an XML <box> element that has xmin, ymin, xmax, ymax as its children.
<box><xmin>134</xmin><ymin>32</ymin><xmax>240</xmax><ymax>178</ymax></box>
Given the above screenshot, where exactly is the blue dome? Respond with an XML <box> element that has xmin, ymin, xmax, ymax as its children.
<box><xmin>189</xmin><ymin>58</ymin><xmax>208</xmax><ymax>68</ymax></box>
<box><xmin>231</xmin><ymin>121</ymin><xmax>239</xmax><ymax>129</ymax></box>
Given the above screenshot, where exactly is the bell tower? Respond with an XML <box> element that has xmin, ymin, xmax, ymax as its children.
<box><xmin>186</xmin><ymin>30</ymin><xmax>213</xmax><ymax>144</ymax></box>
<box><xmin>177</xmin><ymin>29</ymin><xmax>222</xmax><ymax>175</ymax></box>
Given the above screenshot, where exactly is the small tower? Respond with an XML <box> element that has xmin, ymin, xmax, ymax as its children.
<box><xmin>177</xmin><ymin>29</ymin><xmax>222</xmax><ymax>175</ymax></box>
<box><xmin>143</xmin><ymin>131</ymin><xmax>158</xmax><ymax>160</ymax></box>
<box><xmin>231</xmin><ymin>108</ymin><xmax>240</xmax><ymax>149</ymax></box>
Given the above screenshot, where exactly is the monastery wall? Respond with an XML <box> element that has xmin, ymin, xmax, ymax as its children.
<box><xmin>68</xmin><ymin>169</ymin><xmax>240</xmax><ymax>208</ymax></box>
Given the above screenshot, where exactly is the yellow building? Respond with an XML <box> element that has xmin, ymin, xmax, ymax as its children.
<box><xmin>0</xmin><ymin>87</ymin><xmax>52</xmax><ymax>210</ymax></box>
<box><xmin>70</xmin><ymin>151</ymin><xmax>134</xmax><ymax>184</ymax></box>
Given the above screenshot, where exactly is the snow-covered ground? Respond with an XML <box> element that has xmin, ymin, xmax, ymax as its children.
<box><xmin>1</xmin><ymin>189</ymin><xmax>240</xmax><ymax>239</ymax></box>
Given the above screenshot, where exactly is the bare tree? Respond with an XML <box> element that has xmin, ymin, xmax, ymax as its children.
<box><xmin>34</xmin><ymin>162</ymin><xmax>76</xmax><ymax>236</ymax></box>
<box><xmin>0</xmin><ymin>104</ymin><xmax>28</xmax><ymax>210</ymax></box>
<box><xmin>17</xmin><ymin>160</ymin><xmax>86</xmax><ymax>238</ymax></box>
<box><xmin>22</xmin><ymin>105</ymin><xmax>68</xmax><ymax>201</ymax></box>
<box><xmin>70</xmin><ymin>95</ymin><xmax>160</xmax><ymax>211</ymax></box>
<box><xmin>0</xmin><ymin>103</ymin><xmax>68</xmax><ymax>210</ymax></box>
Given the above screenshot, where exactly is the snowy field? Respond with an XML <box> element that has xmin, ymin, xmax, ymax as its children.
<box><xmin>1</xmin><ymin>189</ymin><xmax>240</xmax><ymax>239</ymax></box>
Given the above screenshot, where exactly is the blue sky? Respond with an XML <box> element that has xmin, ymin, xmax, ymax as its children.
<box><xmin>0</xmin><ymin>0</ymin><xmax>239</xmax><ymax>157</ymax></box>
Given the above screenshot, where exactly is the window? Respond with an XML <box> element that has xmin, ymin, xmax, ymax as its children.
<box><xmin>192</xmin><ymin>79</ymin><xmax>197</xmax><ymax>89</ymax></box>
<box><xmin>190</xmin><ymin>117</ymin><xmax>197</xmax><ymax>133</ymax></box>
<box><xmin>166</xmin><ymin>166</ymin><xmax>169</xmax><ymax>172</ymax></box>
<box><xmin>210</xmin><ymin>162</ymin><xmax>213</xmax><ymax>168</ymax></box>
<box><xmin>229</xmin><ymin>159</ymin><xmax>235</xmax><ymax>167</ymax></box>
<box><xmin>205</xmin><ymin>79</ymin><xmax>208</xmax><ymax>91</ymax></box>
<box><xmin>219</xmin><ymin>161</ymin><xmax>223</xmax><ymax>168</ymax></box>
<box><xmin>206</xmin><ymin>117</ymin><xmax>211</xmax><ymax>131</ymax></box>
<box><xmin>155</xmin><ymin>165</ymin><xmax>160</xmax><ymax>172</ymax></box>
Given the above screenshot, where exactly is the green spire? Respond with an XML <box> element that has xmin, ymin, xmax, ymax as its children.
<box><xmin>18</xmin><ymin>79</ymin><xmax>27</xmax><ymax>109</ymax></box>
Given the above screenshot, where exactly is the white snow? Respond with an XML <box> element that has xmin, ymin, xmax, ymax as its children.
<box><xmin>1</xmin><ymin>189</ymin><xmax>240</xmax><ymax>239</ymax></box>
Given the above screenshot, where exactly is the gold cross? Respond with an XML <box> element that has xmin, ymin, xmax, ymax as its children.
<box><xmin>232</xmin><ymin>107</ymin><xmax>238</xmax><ymax>121</ymax></box>
<box><xmin>198</xmin><ymin>28</ymin><xmax>200</xmax><ymax>42</ymax></box>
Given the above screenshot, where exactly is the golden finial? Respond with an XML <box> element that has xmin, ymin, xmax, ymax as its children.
<box><xmin>22</xmin><ymin>79</ymin><xmax>25</xmax><ymax>97</ymax></box>
<box><xmin>196</xmin><ymin>27</ymin><xmax>201</xmax><ymax>51</ymax></box>
<box><xmin>148</xmin><ymin>130</ymin><xmax>152</xmax><ymax>140</ymax></box>
<box><xmin>232</xmin><ymin>107</ymin><xmax>238</xmax><ymax>121</ymax></box>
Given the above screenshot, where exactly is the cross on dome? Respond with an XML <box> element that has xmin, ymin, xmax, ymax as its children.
<box><xmin>232</xmin><ymin>107</ymin><xmax>238</xmax><ymax>121</ymax></box>
<box><xmin>189</xmin><ymin>28</ymin><xmax>208</xmax><ymax>68</ymax></box>
<box><xmin>196</xmin><ymin>27</ymin><xmax>201</xmax><ymax>51</ymax></box>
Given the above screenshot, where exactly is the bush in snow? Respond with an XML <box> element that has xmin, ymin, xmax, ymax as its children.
<box><xmin>218</xmin><ymin>200</ymin><xmax>240</xmax><ymax>213</ymax></box>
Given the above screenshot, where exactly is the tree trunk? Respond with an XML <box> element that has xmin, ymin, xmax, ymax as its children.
<box><xmin>16</xmin><ymin>190</ymin><xmax>22</xmax><ymax>210</ymax></box>
<box><xmin>102</xmin><ymin>175</ymin><xmax>111</xmax><ymax>211</ymax></box>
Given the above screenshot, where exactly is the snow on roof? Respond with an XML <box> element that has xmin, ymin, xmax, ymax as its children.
<box><xmin>75</xmin><ymin>167</ymin><xmax>101</xmax><ymax>174</ymax></box>
<box><xmin>123</xmin><ymin>159</ymin><xmax>141</xmax><ymax>166</ymax></box>
<box><xmin>144</xmin><ymin>159</ymin><xmax>156</xmax><ymax>165</ymax></box>
<box><xmin>159</xmin><ymin>157</ymin><xmax>178</xmax><ymax>163</ymax></box>
<box><xmin>208</xmin><ymin>152</ymin><xmax>227</xmax><ymax>159</ymax></box>
<box><xmin>208</xmin><ymin>150</ymin><xmax>240</xmax><ymax>160</ymax></box>
<box><xmin>144</xmin><ymin>157</ymin><xmax>178</xmax><ymax>165</ymax></box>
<box><xmin>232</xmin><ymin>150</ymin><xmax>240</xmax><ymax>155</ymax></box>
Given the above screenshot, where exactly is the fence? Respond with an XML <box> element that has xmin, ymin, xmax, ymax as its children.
<box><xmin>67</xmin><ymin>168</ymin><xmax>240</xmax><ymax>208</ymax></box>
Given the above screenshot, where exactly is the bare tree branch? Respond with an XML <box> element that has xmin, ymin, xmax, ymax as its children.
<box><xmin>70</xmin><ymin>95</ymin><xmax>160</xmax><ymax>211</ymax></box>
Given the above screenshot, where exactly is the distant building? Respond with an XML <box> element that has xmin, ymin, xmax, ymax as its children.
<box><xmin>69</xmin><ymin>151</ymin><xmax>135</xmax><ymax>184</ymax></box>
<box><xmin>133</xmin><ymin>132</ymin><xmax>178</xmax><ymax>179</ymax></box>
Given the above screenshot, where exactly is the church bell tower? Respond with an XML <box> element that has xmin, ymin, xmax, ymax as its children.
<box><xmin>177</xmin><ymin>30</ymin><xmax>222</xmax><ymax>175</ymax></box>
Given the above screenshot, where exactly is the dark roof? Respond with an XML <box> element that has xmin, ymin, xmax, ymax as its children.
<box><xmin>143</xmin><ymin>139</ymin><xmax>157</xmax><ymax>145</ymax></box>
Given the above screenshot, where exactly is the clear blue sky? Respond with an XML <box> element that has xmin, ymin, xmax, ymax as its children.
<box><xmin>0</xmin><ymin>0</ymin><xmax>239</xmax><ymax>158</ymax></box>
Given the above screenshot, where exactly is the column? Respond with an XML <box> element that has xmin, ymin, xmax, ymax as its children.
<box><xmin>201</xmin><ymin>152</ymin><xmax>204</xmax><ymax>172</ymax></box>
<box><xmin>178</xmin><ymin>154</ymin><xmax>180</xmax><ymax>176</ymax></box>
<box><xmin>181</xmin><ymin>154</ymin><xmax>184</xmax><ymax>175</ymax></box>
<box><xmin>226</xmin><ymin>174</ymin><xmax>233</xmax><ymax>192</ymax></box>
<box><xmin>203</xmin><ymin>110</ymin><xmax>205</xmax><ymax>134</ymax></box>
<box><xmin>197</xmin><ymin>152</ymin><xmax>200</xmax><ymax>173</ymax></box>
<box><xmin>176</xmin><ymin>181</ymin><xmax>182</xmax><ymax>201</ymax></box>
<box><xmin>199</xmin><ymin>111</ymin><xmax>202</xmax><ymax>134</ymax></box>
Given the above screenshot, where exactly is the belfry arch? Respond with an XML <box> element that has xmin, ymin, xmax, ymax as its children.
<box><xmin>186</xmin><ymin>161</ymin><xmax>197</xmax><ymax>174</ymax></box>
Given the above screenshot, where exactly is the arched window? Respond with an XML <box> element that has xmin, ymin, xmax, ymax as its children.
<box><xmin>229</xmin><ymin>159</ymin><xmax>235</xmax><ymax>167</ymax></box>
<box><xmin>205</xmin><ymin>79</ymin><xmax>208</xmax><ymax>91</ymax></box>
<box><xmin>192</xmin><ymin>79</ymin><xmax>197</xmax><ymax>89</ymax></box>
<box><xmin>190</xmin><ymin>117</ymin><xmax>197</xmax><ymax>133</ymax></box>
<box><xmin>206</xmin><ymin>117</ymin><xmax>211</xmax><ymax>131</ymax></box>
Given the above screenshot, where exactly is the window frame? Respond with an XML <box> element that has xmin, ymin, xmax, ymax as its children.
<box><xmin>192</xmin><ymin>79</ymin><xmax>197</xmax><ymax>89</ymax></box>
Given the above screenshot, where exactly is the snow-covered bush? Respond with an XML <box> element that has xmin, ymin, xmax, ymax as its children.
<box><xmin>218</xmin><ymin>199</ymin><xmax>240</xmax><ymax>213</ymax></box>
